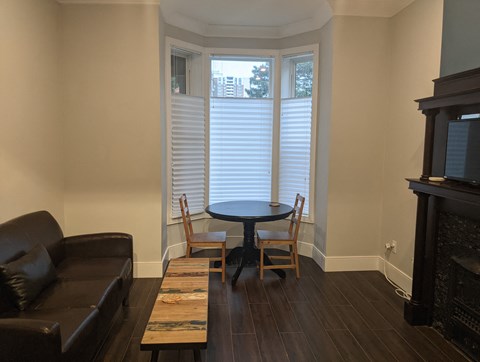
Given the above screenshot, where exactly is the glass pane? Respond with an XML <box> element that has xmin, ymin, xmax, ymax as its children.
<box><xmin>295</xmin><ymin>60</ymin><xmax>313</xmax><ymax>98</ymax></box>
<box><xmin>171</xmin><ymin>47</ymin><xmax>203</xmax><ymax>97</ymax></box>
<box><xmin>211</xmin><ymin>58</ymin><xmax>272</xmax><ymax>98</ymax></box>
<box><xmin>171</xmin><ymin>55</ymin><xmax>187</xmax><ymax>94</ymax></box>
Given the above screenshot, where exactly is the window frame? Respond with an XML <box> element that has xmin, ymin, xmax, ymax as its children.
<box><xmin>166</xmin><ymin>40</ymin><xmax>318</xmax><ymax>224</ymax></box>
<box><xmin>166</xmin><ymin>38</ymin><xmax>207</xmax><ymax>224</ymax></box>
<box><xmin>279</xmin><ymin>46</ymin><xmax>318</xmax><ymax>222</ymax></box>
<box><xmin>209</xmin><ymin>53</ymin><xmax>276</xmax><ymax>205</ymax></box>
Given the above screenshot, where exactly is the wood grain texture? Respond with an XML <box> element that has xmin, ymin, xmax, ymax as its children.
<box><xmin>232</xmin><ymin>334</ymin><xmax>262</xmax><ymax>362</ymax></box>
<box><xmin>97</xmin><ymin>253</ymin><xmax>469</xmax><ymax>362</ymax></box>
<box><xmin>141</xmin><ymin>258</ymin><xmax>209</xmax><ymax>349</ymax></box>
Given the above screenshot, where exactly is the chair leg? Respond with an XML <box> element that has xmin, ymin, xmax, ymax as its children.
<box><xmin>186</xmin><ymin>243</ymin><xmax>191</xmax><ymax>258</ymax></box>
<box><xmin>289</xmin><ymin>244</ymin><xmax>295</xmax><ymax>265</ymax></box>
<box><xmin>221</xmin><ymin>243</ymin><xmax>226</xmax><ymax>283</ymax></box>
<box><xmin>293</xmin><ymin>243</ymin><xmax>300</xmax><ymax>278</ymax></box>
<box><xmin>259</xmin><ymin>242</ymin><xmax>264</xmax><ymax>280</ymax></box>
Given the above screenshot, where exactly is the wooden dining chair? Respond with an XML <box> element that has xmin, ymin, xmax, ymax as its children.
<box><xmin>256</xmin><ymin>193</ymin><xmax>305</xmax><ymax>280</ymax></box>
<box><xmin>179</xmin><ymin>194</ymin><xmax>226</xmax><ymax>283</ymax></box>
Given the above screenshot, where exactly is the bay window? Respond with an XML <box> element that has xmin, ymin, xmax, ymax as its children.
<box><xmin>167</xmin><ymin>39</ymin><xmax>317</xmax><ymax>222</ymax></box>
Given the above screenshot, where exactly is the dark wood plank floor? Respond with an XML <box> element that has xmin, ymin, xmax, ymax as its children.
<box><xmin>95</xmin><ymin>254</ymin><xmax>471</xmax><ymax>362</ymax></box>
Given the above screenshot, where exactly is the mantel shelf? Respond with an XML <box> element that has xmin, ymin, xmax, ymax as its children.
<box><xmin>407</xmin><ymin>178</ymin><xmax>480</xmax><ymax>206</ymax></box>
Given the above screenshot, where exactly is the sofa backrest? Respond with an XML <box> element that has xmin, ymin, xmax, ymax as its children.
<box><xmin>0</xmin><ymin>211</ymin><xmax>65</xmax><ymax>266</ymax></box>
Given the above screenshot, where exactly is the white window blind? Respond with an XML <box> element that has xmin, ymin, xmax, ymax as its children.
<box><xmin>171</xmin><ymin>94</ymin><xmax>205</xmax><ymax>217</ymax></box>
<box><xmin>279</xmin><ymin>97</ymin><xmax>312</xmax><ymax>215</ymax></box>
<box><xmin>209</xmin><ymin>97</ymin><xmax>273</xmax><ymax>204</ymax></box>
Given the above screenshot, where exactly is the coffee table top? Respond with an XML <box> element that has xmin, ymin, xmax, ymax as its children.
<box><xmin>205</xmin><ymin>200</ymin><xmax>293</xmax><ymax>223</ymax></box>
<box><xmin>141</xmin><ymin>258</ymin><xmax>209</xmax><ymax>349</ymax></box>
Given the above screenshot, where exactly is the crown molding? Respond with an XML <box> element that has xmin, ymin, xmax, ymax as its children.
<box><xmin>330</xmin><ymin>0</ymin><xmax>415</xmax><ymax>18</ymax></box>
<box><xmin>57</xmin><ymin>0</ymin><xmax>160</xmax><ymax>4</ymax></box>
<box><xmin>57</xmin><ymin>0</ymin><xmax>414</xmax><ymax>39</ymax></box>
<box><xmin>163</xmin><ymin>1</ymin><xmax>333</xmax><ymax>39</ymax></box>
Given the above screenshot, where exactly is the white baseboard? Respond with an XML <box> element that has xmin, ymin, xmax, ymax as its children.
<box><xmin>163</xmin><ymin>237</ymin><xmax>312</xmax><ymax>262</ymax></box>
<box><xmin>310</xmin><ymin>244</ymin><xmax>412</xmax><ymax>293</ymax></box>
<box><xmin>324</xmin><ymin>255</ymin><xmax>381</xmax><ymax>271</ymax></box>
<box><xmin>138</xmin><ymin>241</ymin><xmax>412</xmax><ymax>294</ymax></box>
<box><xmin>312</xmin><ymin>244</ymin><xmax>380</xmax><ymax>271</ymax></box>
<box><xmin>297</xmin><ymin>240</ymin><xmax>313</xmax><ymax>257</ymax></box>
<box><xmin>380</xmin><ymin>257</ymin><xmax>412</xmax><ymax>294</ymax></box>
<box><xmin>168</xmin><ymin>241</ymin><xmax>187</xmax><ymax>260</ymax></box>
<box><xmin>134</xmin><ymin>261</ymin><xmax>164</xmax><ymax>278</ymax></box>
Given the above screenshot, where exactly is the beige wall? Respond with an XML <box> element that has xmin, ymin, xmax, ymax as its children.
<box><xmin>159</xmin><ymin>11</ymin><xmax>168</xmax><ymax>261</ymax></box>
<box><xmin>0</xmin><ymin>0</ymin><xmax>444</xmax><ymax>283</ymax></box>
<box><xmin>325</xmin><ymin>16</ymin><xmax>390</xmax><ymax>257</ymax></box>
<box><xmin>380</xmin><ymin>0</ymin><xmax>443</xmax><ymax>276</ymax></box>
<box><xmin>0</xmin><ymin>0</ymin><xmax>64</xmax><ymax>224</ymax></box>
<box><xmin>61</xmin><ymin>4</ymin><xmax>163</xmax><ymax>276</ymax></box>
<box><xmin>314</xmin><ymin>20</ymin><xmax>333</xmax><ymax>255</ymax></box>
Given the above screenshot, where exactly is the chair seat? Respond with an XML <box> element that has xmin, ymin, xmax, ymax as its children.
<box><xmin>257</xmin><ymin>230</ymin><xmax>294</xmax><ymax>242</ymax></box>
<box><xmin>190</xmin><ymin>231</ymin><xmax>226</xmax><ymax>243</ymax></box>
<box><xmin>180</xmin><ymin>193</ymin><xmax>227</xmax><ymax>283</ymax></box>
<box><xmin>257</xmin><ymin>193</ymin><xmax>304</xmax><ymax>280</ymax></box>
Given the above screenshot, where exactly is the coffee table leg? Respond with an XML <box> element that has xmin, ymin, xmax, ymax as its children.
<box><xmin>150</xmin><ymin>350</ymin><xmax>158</xmax><ymax>362</ymax></box>
<box><xmin>193</xmin><ymin>349</ymin><xmax>202</xmax><ymax>362</ymax></box>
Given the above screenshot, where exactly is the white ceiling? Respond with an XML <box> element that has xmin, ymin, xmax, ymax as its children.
<box><xmin>57</xmin><ymin>0</ymin><xmax>415</xmax><ymax>38</ymax></box>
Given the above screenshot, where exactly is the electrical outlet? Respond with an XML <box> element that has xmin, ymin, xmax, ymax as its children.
<box><xmin>391</xmin><ymin>240</ymin><xmax>397</xmax><ymax>254</ymax></box>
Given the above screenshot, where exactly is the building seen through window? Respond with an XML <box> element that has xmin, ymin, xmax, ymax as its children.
<box><xmin>211</xmin><ymin>58</ymin><xmax>272</xmax><ymax>98</ymax></box>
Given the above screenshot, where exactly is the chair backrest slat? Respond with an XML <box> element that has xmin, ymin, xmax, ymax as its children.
<box><xmin>179</xmin><ymin>194</ymin><xmax>194</xmax><ymax>242</ymax></box>
<box><xmin>288</xmin><ymin>194</ymin><xmax>305</xmax><ymax>241</ymax></box>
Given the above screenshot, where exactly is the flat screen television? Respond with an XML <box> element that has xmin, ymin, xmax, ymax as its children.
<box><xmin>444</xmin><ymin>118</ymin><xmax>480</xmax><ymax>185</ymax></box>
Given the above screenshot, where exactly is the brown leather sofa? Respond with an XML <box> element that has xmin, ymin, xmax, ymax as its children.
<box><xmin>0</xmin><ymin>211</ymin><xmax>133</xmax><ymax>361</ymax></box>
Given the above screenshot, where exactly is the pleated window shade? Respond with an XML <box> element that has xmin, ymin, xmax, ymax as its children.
<box><xmin>209</xmin><ymin>97</ymin><xmax>273</xmax><ymax>204</ymax></box>
<box><xmin>279</xmin><ymin>97</ymin><xmax>312</xmax><ymax>216</ymax></box>
<box><xmin>171</xmin><ymin>94</ymin><xmax>206</xmax><ymax>217</ymax></box>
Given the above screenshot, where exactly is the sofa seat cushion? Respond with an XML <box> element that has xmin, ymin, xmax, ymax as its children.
<box><xmin>31</xmin><ymin>278</ymin><xmax>119</xmax><ymax>313</ymax></box>
<box><xmin>14</xmin><ymin>307</ymin><xmax>99</xmax><ymax>358</ymax></box>
<box><xmin>56</xmin><ymin>257</ymin><xmax>131</xmax><ymax>286</ymax></box>
<box><xmin>0</xmin><ymin>244</ymin><xmax>57</xmax><ymax>310</ymax></box>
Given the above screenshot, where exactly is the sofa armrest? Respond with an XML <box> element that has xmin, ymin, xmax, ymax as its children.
<box><xmin>0</xmin><ymin>319</ymin><xmax>62</xmax><ymax>361</ymax></box>
<box><xmin>63</xmin><ymin>233</ymin><xmax>133</xmax><ymax>259</ymax></box>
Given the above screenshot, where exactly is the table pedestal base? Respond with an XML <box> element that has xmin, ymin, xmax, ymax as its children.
<box><xmin>228</xmin><ymin>246</ymin><xmax>286</xmax><ymax>286</ymax></box>
<box><xmin>216</xmin><ymin>221</ymin><xmax>286</xmax><ymax>286</ymax></box>
<box><xmin>206</xmin><ymin>201</ymin><xmax>294</xmax><ymax>287</ymax></box>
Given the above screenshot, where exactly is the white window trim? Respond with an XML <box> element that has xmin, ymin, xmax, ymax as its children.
<box><xmin>166</xmin><ymin>39</ymin><xmax>318</xmax><ymax>224</ymax></box>
<box><xmin>166</xmin><ymin>37</ymin><xmax>206</xmax><ymax>224</ymax></box>
<box><xmin>280</xmin><ymin>45</ymin><xmax>319</xmax><ymax>223</ymax></box>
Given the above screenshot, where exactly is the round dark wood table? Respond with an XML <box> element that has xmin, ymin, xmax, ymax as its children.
<box><xmin>205</xmin><ymin>200</ymin><xmax>293</xmax><ymax>286</ymax></box>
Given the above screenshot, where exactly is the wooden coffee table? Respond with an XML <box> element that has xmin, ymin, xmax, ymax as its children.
<box><xmin>140</xmin><ymin>258</ymin><xmax>209</xmax><ymax>362</ymax></box>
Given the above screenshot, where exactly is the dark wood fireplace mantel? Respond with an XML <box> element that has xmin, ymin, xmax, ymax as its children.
<box><xmin>408</xmin><ymin>179</ymin><xmax>480</xmax><ymax>206</ymax></box>
<box><xmin>405</xmin><ymin>67</ymin><xmax>480</xmax><ymax>326</ymax></box>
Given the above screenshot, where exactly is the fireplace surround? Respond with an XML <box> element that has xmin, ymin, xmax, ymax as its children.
<box><xmin>405</xmin><ymin>67</ymin><xmax>480</xmax><ymax>361</ymax></box>
<box><xmin>445</xmin><ymin>252</ymin><xmax>480</xmax><ymax>360</ymax></box>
